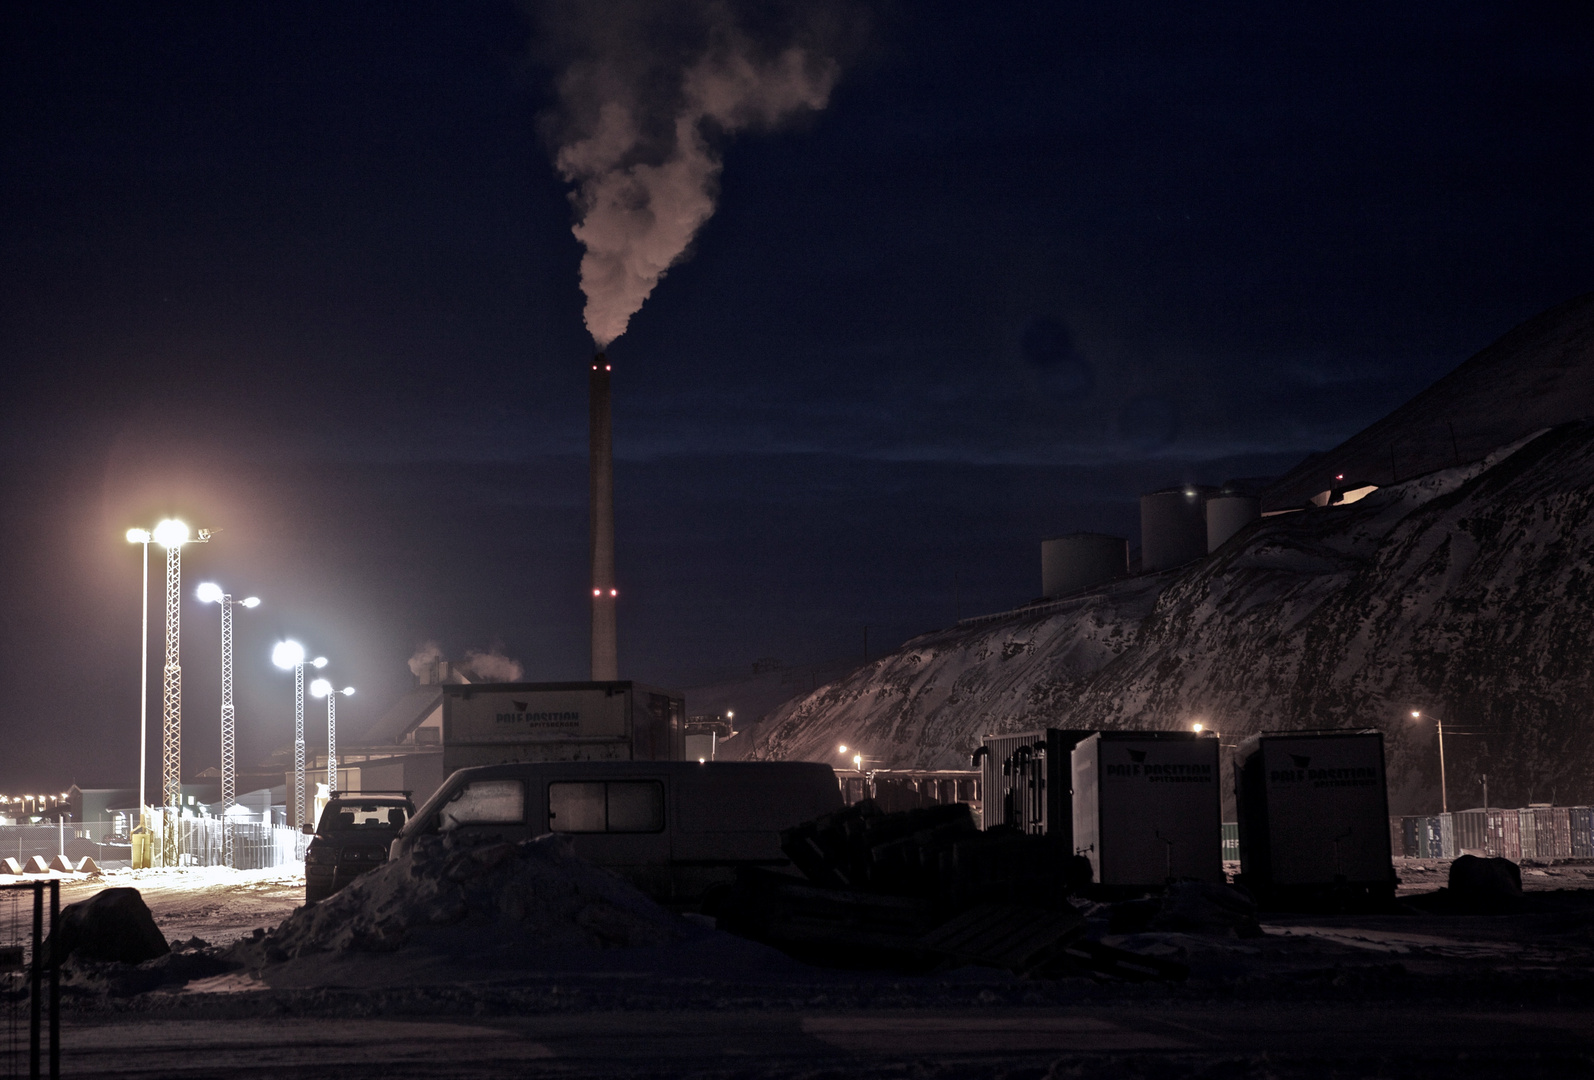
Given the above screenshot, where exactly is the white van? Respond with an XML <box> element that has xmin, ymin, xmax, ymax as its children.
<box><xmin>390</xmin><ymin>760</ymin><xmax>843</xmax><ymax>905</ymax></box>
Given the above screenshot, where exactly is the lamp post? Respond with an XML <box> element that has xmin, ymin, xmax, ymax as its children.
<box><xmin>311</xmin><ymin>678</ymin><xmax>355</xmax><ymax>797</ymax></box>
<box><xmin>272</xmin><ymin>641</ymin><xmax>326</xmax><ymax>828</ymax></box>
<box><xmin>1412</xmin><ymin>710</ymin><xmax>1449</xmax><ymax>813</ymax></box>
<box><xmin>198</xmin><ymin>583</ymin><xmax>258</xmax><ymax>867</ymax></box>
<box><xmin>124</xmin><ymin>529</ymin><xmax>152</xmax><ymax>822</ymax></box>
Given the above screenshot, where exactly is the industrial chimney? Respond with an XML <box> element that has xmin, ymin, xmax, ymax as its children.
<box><xmin>590</xmin><ymin>353</ymin><xmax>618</xmax><ymax>680</ymax></box>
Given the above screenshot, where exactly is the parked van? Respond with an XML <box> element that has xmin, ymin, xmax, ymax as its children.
<box><xmin>389</xmin><ymin>760</ymin><xmax>843</xmax><ymax>906</ymax></box>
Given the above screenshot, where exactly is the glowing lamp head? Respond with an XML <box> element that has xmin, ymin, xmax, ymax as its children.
<box><xmin>1192</xmin><ymin>723</ymin><xmax>1203</xmax><ymax>733</ymax></box>
<box><xmin>241</xmin><ymin>597</ymin><xmax>260</xmax><ymax>608</ymax></box>
<box><xmin>153</xmin><ymin>519</ymin><xmax>190</xmax><ymax>548</ymax></box>
<box><xmin>196</xmin><ymin>582</ymin><xmax>224</xmax><ymax>604</ymax></box>
<box><xmin>852</xmin><ymin>754</ymin><xmax>863</xmax><ymax>770</ymax></box>
<box><xmin>311</xmin><ymin>656</ymin><xmax>328</xmax><ymax>669</ymax></box>
<box><xmin>1411</xmin><ymin>711</ymin><xmax>1421</xmax><ymax>718</ymax></box>
<box><xmin>310</xmin><ymin>678</ymin><xmax>332</xmax><ymax>697</ymax></box>
<box><xmin>838</xmin><ymin>744</ymin><xmax>848</xmax><ymax>754</ymax></box>
<box><xmin>272</xmin><ymin>640</ymin><xmax>306</xmax><ymax>670</ymax></box>
<box><xmin>126</xmin><ymin>528</ymin><xmax>151</xmax><ymax>544</ymax></box>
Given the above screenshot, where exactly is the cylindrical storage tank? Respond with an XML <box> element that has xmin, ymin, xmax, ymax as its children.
<box><xmin>1206</xmin><ymin>493</ymin><xmax>1260</xmax><ymax>553</ymax></box>
<box><xmin>1140</xmin><ymin>487</ymin><xmax>1212</xmax><ymax>572</ymax></box>
<box><xmin>1041</xmin><ymin>533</ymin><xmax>1128</xmax><ymax>599</ymax></box>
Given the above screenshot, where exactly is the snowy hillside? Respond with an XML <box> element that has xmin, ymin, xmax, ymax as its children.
<box><xmin>748</xmin><ymin>423</ymin><xmax>1594</xmax><ymax>814</ymax></box>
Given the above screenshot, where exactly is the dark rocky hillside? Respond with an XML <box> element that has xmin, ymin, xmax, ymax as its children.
<box><xmin>749</xmin><ymin>423</ymin><xmax>1594</xmax><ymax>814</ymax></box>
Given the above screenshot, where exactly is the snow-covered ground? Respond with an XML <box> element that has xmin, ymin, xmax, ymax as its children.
<box><xmin>52</xmin><ymin>864</ymin><xmax>306</xmax><ymax>946</ymax></box>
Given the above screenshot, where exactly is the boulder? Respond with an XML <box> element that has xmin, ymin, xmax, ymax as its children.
<box><xmin>1445</xmin><ymin>854</ymin><xmax>1523</xmax><ymax>914</ymax></box>
<box><xmin>76</xmin><ymin>857</ymin><xmax>101</xmax><ymax>875</ymax></box>
<box><xmin>24</xmin><ymin>856</ymin><xmax>49</xmax><ymax>874</ymax></box>
<box><xmin>46</xmin><ymin>887</ymin><xmax>170</xmax><ymax>965</ymax></box>
<box><xmin>1</xmin><ymin>858</ymin><xmax>21</xmax><ymax>875</ymax></box>
<box><xmin>48</xmin><ymin>855</ymin><xmax>74</xmax><ymax>873</ymax></box>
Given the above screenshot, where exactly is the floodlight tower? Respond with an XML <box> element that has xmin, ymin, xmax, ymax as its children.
<box><xmin>272</xmin><ymin>640</ymin><xmax>326</xmax><ymax>827</ymax></box>
<box><xmin>198</xmin><ymin>583</ymin><xmax>258</xmax><ymax>866</ymax></box>
<box><xmin>311</xmin><ymin>678</ymin><xmax>355</xmax><ymax>794</ymax></box>
<box><xmin>151</xmin><ymin>520</ymin><xmax>208</xmax><ymax>814</ymax></box>
<box><xmin>125</xmin><ymin>529</ymin><xmax>153</xmax><ymax>818</ymax></box>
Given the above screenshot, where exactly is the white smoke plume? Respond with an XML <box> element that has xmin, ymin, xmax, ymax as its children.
<box><xmin>406</xmin><ymin>641</ymin><xmax>444</xmax><ymax>678</ymax></box>
<box><xmin>537</xmin><ymin>1</ymin><xmax>861</xmax><ymax>348</ymax></box>
<box><xmin>461</xmin><ymin>647</ymin><xmax>526</xmax><ymax>683</ymax></box>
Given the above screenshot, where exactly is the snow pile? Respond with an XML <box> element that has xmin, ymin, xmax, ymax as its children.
<box><xmin>242</xmin><ymin>833</ymin><xmax>683</xmax><ymax>961</ymax></box>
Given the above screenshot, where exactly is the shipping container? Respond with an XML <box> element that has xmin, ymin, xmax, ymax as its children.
<box><xmin>1518</xmin><ymin>808</ymin><xmax>1537</xmax><ymax>860</ymax></box>
<box><xmin>977</xmin><ymin>729</ymin><xmax>1095</xmax><ymax>836</ymax></box>
<box><xmin>1551</xmin><ymin>807</ymin><xmax>1573</xmax><ymax>859</ymax></box>
<box><xmin>440</xmin><ymin>681</ymin><xmax>684</xmax><ymax>773</ymax></box>
<box><xmin>1072</xmin><ymin>731</ymin><xmax>1222</xmax><ymax>890</ymax></box>
<box><xmin>1235</xmin><ymin>731</ymin><xmax>1394</xmax><ymax>905</ymax></box>
<box><xmin>1570</xmin><ymin>808</ymin><xmax>1593</xmax><ymax>858</ymax></box>
<box><xmin>1452</xmin><ymin>809</ymin><xmax>1489</xmax><ymax>855</ymax></box>
<box><xmin>1500</xmin><ymin>808</ymin><xmax>1521</xmax><ymax>861</ymax></box>
<box><xmin>1399</xmin><ymin>816</ymin><xmax>1421</xmax><ymax>858</ymax></box>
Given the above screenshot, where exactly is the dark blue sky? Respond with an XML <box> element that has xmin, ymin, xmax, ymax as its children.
<box><xmin>2</xmin><ymin>1</ymin><xmax>1590</xmax><ymax>789</ymax></box>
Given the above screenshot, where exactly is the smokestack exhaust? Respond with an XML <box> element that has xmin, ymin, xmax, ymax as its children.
<box><xmin>590</xmin><ymin>352</ymin><xmax>618</xmax><ymax>680</ymax></box>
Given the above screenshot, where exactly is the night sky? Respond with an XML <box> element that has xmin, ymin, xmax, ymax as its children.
<box><xmin>2</xmin><ymin>2</ymin><xmax>1591</xmax><ymax>791</ymax></box>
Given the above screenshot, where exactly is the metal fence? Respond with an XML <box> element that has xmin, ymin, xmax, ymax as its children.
<box><xmin>1</xmin><ymin>879</ymin><xmax>59</xmax><ymax>1080</ymax></box>
<box><xmin>0</xmin><ymin>819</ymin><xmax>302</xmax><ymax>872</ymax></box>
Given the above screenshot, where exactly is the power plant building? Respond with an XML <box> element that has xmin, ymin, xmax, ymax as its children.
<box><xmin>1041</xmin><ymin>533</ymin><xmax>1128</xmax><ymax>599</ymax></box>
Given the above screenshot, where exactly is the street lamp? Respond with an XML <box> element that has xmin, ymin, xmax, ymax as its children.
<box><xmin>311</xmin><ymin>678</ymin><xmax>355</xmax><ymax>796</ymax></box>
<box><xmin>198</xmin><ymin>583</ymin><xmax>258</xmax><ymax>867</ymax></box>
<box><xmin>272</xmin><ymin>640</ymin><xmax>327</xmax><ymax>828</ymax></box>
<box><xmin>1411</xmin><ymin>710</ymin><xmax>1449</xmax><ymax>813</ymax></box>
<box><xmin>125</xmin><ymin>529</ymin><xmax>152</xmax><ymax>820</ymax></box>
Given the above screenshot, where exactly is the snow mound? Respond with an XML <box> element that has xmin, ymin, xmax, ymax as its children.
<box><xmin>244</xmin><ymin>833</ymin><xmax>683</xmax><ymax>961</ymax></box>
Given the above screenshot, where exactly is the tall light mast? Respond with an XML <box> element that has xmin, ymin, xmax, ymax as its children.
<box><xmin>273</xmin><ymin>641</ymin><xmax>326</xmax><ymax>828</ymax></box>
<box><xmin>312</xmin><ymin>678</ymin><xmax>355</xmax><ymax>795</ymax></box>
<box><xmin>151</xmin><ymin>522</ymin><xmax>207</xmax><ymax>818</ymax></box>
<box><xmin>125</xmin><ymin>530</ymin><xmax>153</xmax><ymax>820</ymax></box>
<box><xmin>198</xmin><ymin>583</ymin><xmax>258</xmax><ymax>867</ymax></box>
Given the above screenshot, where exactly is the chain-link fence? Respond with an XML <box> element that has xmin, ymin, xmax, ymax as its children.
<box><xmin>0</xmin><ymin>819</ymin><xmax>301</xmax><ymax>872</ymax></box>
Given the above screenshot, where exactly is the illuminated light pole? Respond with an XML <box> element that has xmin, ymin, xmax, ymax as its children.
<box><xmin>198</xmin><ymin>583</ymin><xmax>259</xmax><ymax>868</ymax></box>
<box><xmin>125</xmin><ymin>529</ymin><xmax>153</xmax><ymax>821</ymax></box>
<box><xmin>1412</xmin><ymin>710</ymin><xmax>1449</xmax><ymax>813</ymax></box>
<box><xmin>311</xmin><ymin>679</ymin><xmax>355</xmax><ymax>796</ymax></box>
<box><xmin>151</xmin><ymin>520</ymin><xmax>209</xmax><ymax>868</ymax></box>
<box><xmin>273</xmin><ymin>641</ymin><xmax>327</xmax><ymax>828</ymax></box>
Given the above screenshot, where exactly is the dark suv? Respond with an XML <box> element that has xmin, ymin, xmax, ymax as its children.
<box><xmin>304</xmin><ymin>792</ymin><xmax>415</xmax><ymax>904</ymax></box>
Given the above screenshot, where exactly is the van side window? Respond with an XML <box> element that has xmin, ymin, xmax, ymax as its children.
<box><xmin>439</xmin><ymin>779</ymin><xmax>525</xmax><ymax>830</ymax></box>
<box><xmin>548</xmin><ymin>781</ymin><xmax>664</xmax><ymax>834</ymax></box>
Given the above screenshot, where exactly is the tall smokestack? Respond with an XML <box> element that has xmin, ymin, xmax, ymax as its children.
<box><xmin>589</xmin><ymin>352</ymin><xmax>618</xmax><ymax>680</ymax></box>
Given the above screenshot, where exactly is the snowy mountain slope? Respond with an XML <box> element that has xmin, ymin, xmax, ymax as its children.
<box><xmin>1264</xmin><ymin>290</ymin><xmax>1594</xmax><ymax>509</ymax></box>
<box><xmin>749</xmin><ymin>423</ymin><xmax>1594</xmax><ymax>813</ymax></box>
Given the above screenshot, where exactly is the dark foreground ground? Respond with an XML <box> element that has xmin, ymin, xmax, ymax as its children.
<box><xmin>46</xmin><ymin>905</ymin><xmax>1594</xmax><ymax>1078</ymax></box>
<box><xmin>13</xmin><ymin>860</ymin><xmax>1592</xmax><ymax>1078</ymax></box>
